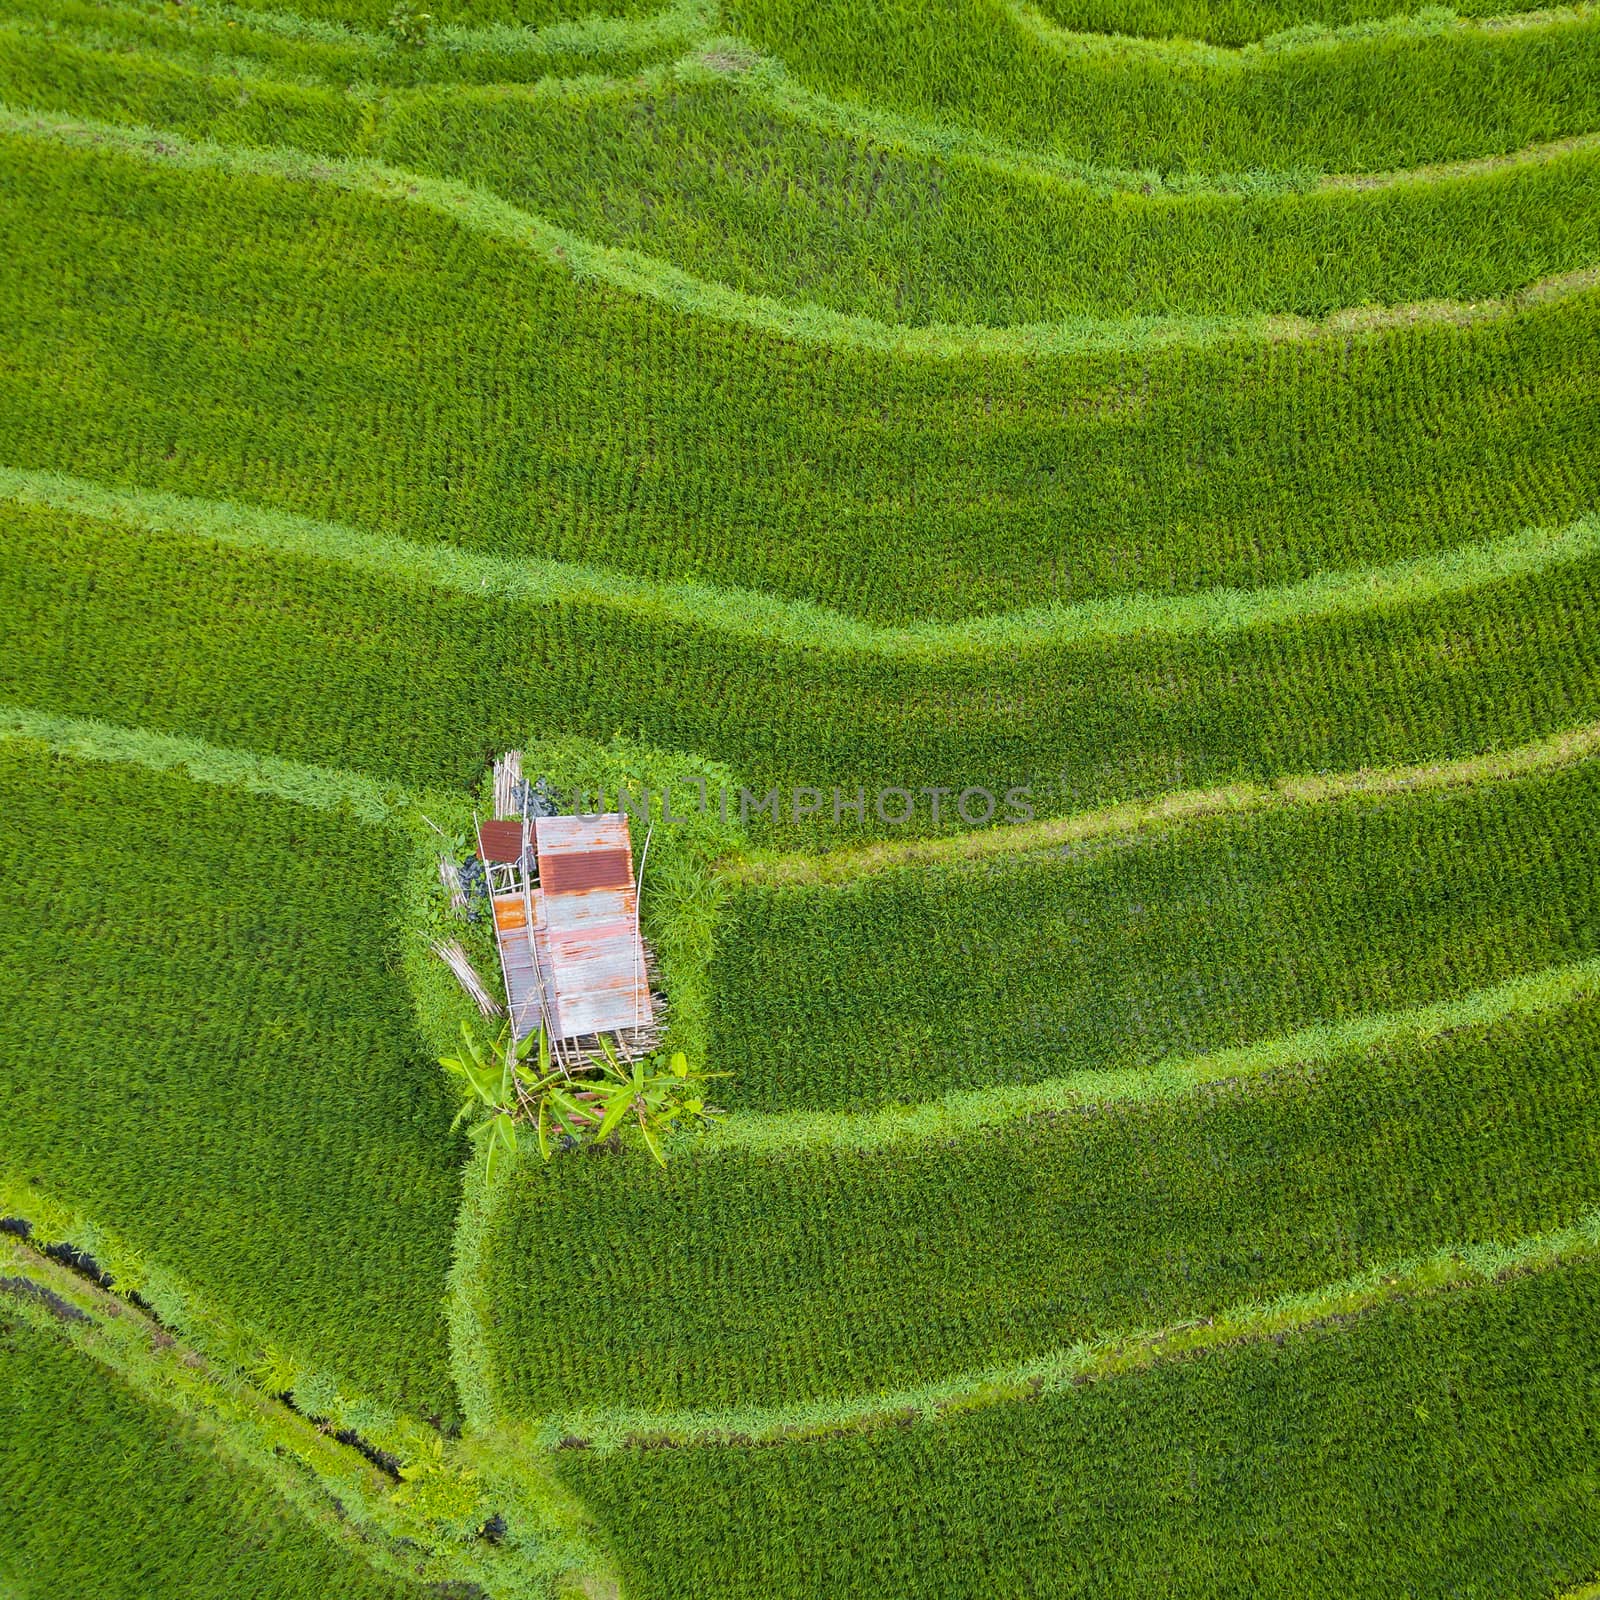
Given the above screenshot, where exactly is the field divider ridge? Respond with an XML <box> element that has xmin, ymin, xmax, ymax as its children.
<box><xmin>17</xmin><ymin>22</ymin><xmax>1600</xmax><ymax>199</ymax></box>
<box><xmin>0</xmin><ymin>699</ymin><xmax>432</xmax><ymax>825</ymax></box>
<box><xmin>695</xmin><ymin>953</ymin><xmax>1600</xmax><ymax>1153</ymax></box>
<box><xmin>3</xmin><ymin>107</ymin><xmax>1597</xmax><ymax>355</ymax></box>
<box><xmin>747</xmin><ymin>57</ymin><xmax>1600</xmax><ymax>193</ymax></box>
<box><xmin>185</xmin><ymin>0</ymin><xmax>715</xmax><ymax>61</ymax></box>
<box><xmin>735</xmin><ymin>717</ymin><xmax>1600</xmax><ymax>884</ymax></box>
<box><xmin>1000</xmin><ymin>0</ymin><xmax>1594</xmax><ymax>60</ymax></box>
<box><xmin>492</xmin><ymin>1208</ymin><xmax>1600</xmax><ymax>1451</ymax></box>
<box><xmin>5</xmin><ymin>464</ymin><xmax>1598</xmax><ymax>660</ymax></box>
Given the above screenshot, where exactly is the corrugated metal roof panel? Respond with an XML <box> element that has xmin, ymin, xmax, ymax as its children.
<box><xmin>544</xmin><ymin>885</ymin><xmax>635</xmax><ymax>933</ymax></box>
<box><xmin>535</xmin><ymin>814</ymin><xmax>631</xmax><ymax>856</ymax></box>
<box><xmin>492</xmin><ymin>890</ymin><xmax>544</xmax><ymax>935</ymax></box>
<box><xmin>490</xmin><ymin>811</ymin><xmax>651</xmax><ymax>1041</ymax></box>
<box><xmin>547</xmin><ymin>920</ymin><xmax>652</xmax><ymax>1037</ymax></box>
<box><xmin>478</xmin><ymin>819</ymin><xmax>531</xmax><ymax>863</ymax></box>
<box><xmin>541</xmin><ymin>848</ymin><xmax>632</xmax><ymax>893</ymax></box>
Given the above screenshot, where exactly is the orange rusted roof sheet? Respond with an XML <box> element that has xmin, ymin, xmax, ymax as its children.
<box><xmin>541</xmin><ymin>848</ymin><xmax>632</xmax><ymax>893</ymax></box>
<box><xmin>478</xmin><ymin>818</ymin><xmax>530</xmax><ymax>864</ymax></box>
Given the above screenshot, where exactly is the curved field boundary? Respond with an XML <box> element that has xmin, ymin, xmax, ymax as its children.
<box><xmin>512</xmin><ymin>1210</ymin><xmax>1600</xmax><ymax>1449</ymax></box>
<box><xmin>1322</xmin><ymin>125</ymin><xmax>1600</xmax><ymax>188</ymax></box>
<box><xmin>1</xmin><ymin>0</ymin><xmax>715</xmax><ymax>89</ymax></box>
<box><xmin>1011</xmin><ymin>0</ymin><xmax>1551</xmax><ymax>51</ymax></box>
<box><xmin>696</xmin><ymin>954</ymin><xmax>1600</xmax><ymax>1152</ymax></box>
<box><xmin>191</xmin><ymin>0</ymin><xmax>714</xmax><ymax>56</ymax></box>
<box><xmin>12</xmin><ymin>36</ymin><xmax>1600</xmax><ymax>328</ymax></box>
<box><xmin>1002</xmin><ymin>0</ymin><xmax>1592</xmax><ymax>61</ymax></box>
<box><xmin>5</xmin><ymin>107</ymin><xmax>1597</xmax><ymax>357</ymax></box>
<box><xmin>15</xmin><ymin>19</ymin><xmax>1600</xmax><ymax>201</ymax></box>
<box><xmin>750</xmin><ymin>58</ymin><xmax>1600</xmax><ymax>194</ymax></box>
<box><xmin>0</xmin><ymin>1227</ymin><xmax>614</xmax><ymax>1598</ymax></box>
<box><xmin>28</xmin><ymin>0</ymin><xmax>1581</xmax><ymax>70</ymax></box>
<box><xmin>735</xmin><ymin>719</ymin><xmax>1600</xmax><ymax>883</ymax></box>
<box><xmin>0</xmin><ymin>699</ymin><xmax>425</xmax><ymax>825</ymax></box>
<box><xmin>6</xmin><ymin>466</ymin><xmax>1598</xmax><ymax>663</ymax></box>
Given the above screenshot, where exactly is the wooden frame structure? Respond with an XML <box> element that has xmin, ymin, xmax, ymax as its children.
<box><xmin>476</xmin><ymin>798</ymin><xmax>654</xmax><ymax>1048</ymax></box>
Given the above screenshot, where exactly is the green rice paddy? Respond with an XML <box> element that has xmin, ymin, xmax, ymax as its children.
<box><xmin>1</xmin><ymin>0</ymin><xmax>1596</xmax><ymax>1590</ymax></box>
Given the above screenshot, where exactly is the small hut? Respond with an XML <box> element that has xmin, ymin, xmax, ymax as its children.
<box><xmin>476</xmin><ymin>789</ymin><xmax>654</xmax><ymax>1048</ymax></box>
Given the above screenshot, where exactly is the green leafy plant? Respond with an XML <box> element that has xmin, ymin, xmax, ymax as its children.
<box><xmin>547</xmin><ymin>1041</ymin><xmax>726</xmax><ymax>1170</ymax></box>
<box><xmin>442</xmin><ymin>1022</ymin><xmax>724</xmax><ymax>1176</ymax></box>
<box><xmin>440</xmin><ymin>1021</ymin><xmax>535</xmax><ymax>1189</ymax></box>
<box><xmin>385</xmin><ymin>2</ymin><xmax>431</xmax><ymax>46</ymax></box>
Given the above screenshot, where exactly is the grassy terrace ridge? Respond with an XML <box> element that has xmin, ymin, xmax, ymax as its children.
<box><xmin>710</xmin><ymin>757</ymin><xmax>1600</xmax><ymax>1109</ymax></box>
<box><xmin>760</xmin><ymin>59</ymin><xmax>1600</xmax><ymax>196</ymax></box>
<box><xmin>222</xmin><ymin>0</ymin><xmax>662</xmax><ymax>28</ymax></box>
<box><xmin>554</xmin><ymin>1260</ymin><xmax>1600</xmax><ymax>1598</ymax></box>
<box><xmin>8</xmin><ymin>106</ymin><xmax>1600</xmax><ymax>349</ymax></box>
<box><xmin>1025</xmin><ymin>0</ymin><xmax>1552</xmax><ymax>48</ymax></box>
<box><xmin>517</xmin><ymin>1203</ymin><xmax>1600</xmax><ymax>1445</ymax></box>
<box><xmin>704</xmin><ymin>955</ymin><xmax>1600</xmax><ymax>1150</ymax></box>
<box><xmin>366</xmin><ymin>90</ymin><xmax>1600</xmax><ymax>324</ymax></box>
<box><xmin>0</xmin><ymin>741</ymin><xmax>464</xmax><ymax>1420</ymax></box>
<box><xmin>735</xmin><ymin>718</ymin><xmax>1600</xmax><ymax>884</ymax></box>
<box><xmin>7</xmin><ymin>468</ymin><xmax>1599</xmax><ymax>661</ymax></box>
<box><xmin>6</xmin><ymin>46</ymin><xmax>1600</xmax><ymax>327</ymax></box>
<box><xmin>0</xmin><ymin>0</ymin><xmax>723</xmax><ymax>87</ymax></box>
<box><xmin>726</xmin><ymin>0</ymin><xmax>1600</xmax><ymax>174</ymax></box>
<box><xmin>4</xmin><ymin>128</ymin><xmax>1598</xmax><ymax>625</ymax></box>
<box><xmin>15</xmin><ymin>10</ymin><xmax>1600</xmax><ymax>196</ymax></box>
<box><xmin>0</xmin><ymin>1308</ymin><xmax>435</xmax><ymax>1600</ymax></box>
<box><xmin>485</xmin><ymin>982</ymin><xmax>1600</xmax><ymax>1412</ymax></box>
<box><xmin>8</xmin><ymin>491</ymin><xmax>1600</xmax><ymax>843</ymax></box>
<box><xmin>1005</xmin><ymin>0</ymin><xmax>1583</xmax><ymax>54</ymax></box>
<box><xmin>0</xmin><ymin>699</ymin><xmax>430</xmax><ymax>824</ymax></box>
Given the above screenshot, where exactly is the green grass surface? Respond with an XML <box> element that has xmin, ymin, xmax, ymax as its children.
<box><xmin>0</xmin><ymin>742</ymin><xmax>462</xmax><ymax>1420</ymax></box>
<box><xmin>0</xmin><ymin>1310</ymin><xmax>432</xmax><ymax>1600</ymax></box>
<box><xmin>726</xmin><ymin>0</ymin><xmax>1600</xmax><ymax>174</ymax></box>
<box><xmin>2</xmin><ymin>128</ymin><xmax>1598</xmax><ymax>625</ymax></box>
<box><xmin>710</xmin><ymin>761</ymin><xmax>1600</xmax><ymax>1107</ymax></box>
<box><xmin>484</xmin><ymin>973</ymin><xmax>1600</xmax><ymax>1413</ymax></box>
<box><xmin>556</xmin><ymin>1259</ymin><xmax>1600</xmax><ymax>1598</ymax></box>
<box><xmin>3</xmin><ymin>0</ymin><xmax>1598</xmax><ymax>1590</ymax></box>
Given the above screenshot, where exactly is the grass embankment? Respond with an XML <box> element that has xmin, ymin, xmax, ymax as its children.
<box><xmin>6</xmin><ymin>490</ymin><xmax>1600</xmax><ymax>844</ymax></box>
<box><xmin>726</xmin><ymin>0</ymin><xmax>1600</xmax><ymax>175</ymax></box>
<box><xmin>5</xmin><ymin>40</ymin><xmax>1600</xmax><ymax>325</ymax></box>
<box><xmin>0</xmin><ymin>741</ymin><xmax>463</xmax><ymax>1420</ymax></box>
<box><xmin>222</xmin><ymin>0</ymin><xmax>662</xmax><ymax>30</ymax></box>
<box><xmin>553</xmin><ymin>1260</ymin><xmax>1600</xmax><ymax>1598</ymax></box>
<box><xmin>709</xmin><ymin>759</ymin><xmax>1600</xmax><ymax>1107</ymax></box>
<box><xmin>483</xmin><ymin>968</ymin><xmax>1600</xmax><ymax>1411</ymax></box>
<box><xmin>0</xmin><ymin>1310</ymin><xmax>434</xmax><ymax>1600</ymax></box>
<box><xmin>1</xmin><ymin>127</ymin><xmax>1598</xmax><ymax>623</ymax></box>
<box><xmin>1027</xmin><ymin>0</ymin><xmax>1549</xmax><ymax>47</ymax></box>
<box><xmin>0</xmin><ymin>0</ymin><xmax>716</xmax><ymax>88</ymax></box>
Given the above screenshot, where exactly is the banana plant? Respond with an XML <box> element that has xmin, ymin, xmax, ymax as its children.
<box><xmin>439</xmin><ymin>1021</ymin><xmax>545</xmax><ymax>1189</ymax></box>
<box><xmin>581</xmin><ymin>1040</ymin><xmax>726</xmax><ymax>1168</ymax></box>
<box><xmin>443</xmin><ymin>1022</ymin><xmax>727</xmax><ymax>1174</ymax></box>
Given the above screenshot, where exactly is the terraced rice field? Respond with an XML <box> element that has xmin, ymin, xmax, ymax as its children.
<box><xmin>1</xmin><ymin>0</ymin><xmax>1597</xmax><ymax>1591</ymax></box>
